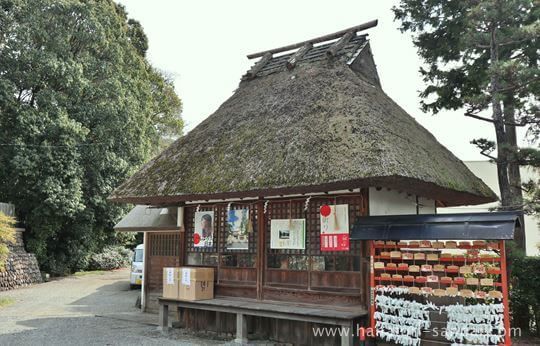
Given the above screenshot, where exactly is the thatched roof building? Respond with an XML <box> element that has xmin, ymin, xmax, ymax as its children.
<box><xmin>110</xmin><ymin>21</ymin><xmax>496</xmax><ymax>207</ymax></box>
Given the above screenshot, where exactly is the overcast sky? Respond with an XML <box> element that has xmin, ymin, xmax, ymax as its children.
<box><xmin>117</xmin><ymin>0</ymin><xmax>528</xmax><ymax>161</ymax></box>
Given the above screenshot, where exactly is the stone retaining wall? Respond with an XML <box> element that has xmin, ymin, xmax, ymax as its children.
<box><xmin>0</xmin><ymin>228</ymin><xmax>42</xmax><ymax>291</ymax></box>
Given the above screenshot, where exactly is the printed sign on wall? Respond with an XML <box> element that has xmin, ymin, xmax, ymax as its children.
<box><xmin>226</xmin><ymin>209</ymin><xmax>250</xmax><ymax>250</ymax></box>
<box><xmin>194</xmin><ymin>211</ymin><xmax>214</xmax><ymax>247</ymax></box>
<box><xmin>270</xmin><ymin>219</ymin><xmax>306</xmax><ymax>249</ymax></box>
<box><xmin>320</xmin><ymin>204</ymin><xmax>350</xmax><ymax>251</ymax></box>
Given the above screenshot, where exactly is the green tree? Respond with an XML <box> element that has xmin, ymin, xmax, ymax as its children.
<box><xmin>0</xmin><ymin>212</ymin><xmax>16</xmax><ymax>272</ymax></box>
<box><xmin>0</xmin><ymin>0</ymin><xmax>182</xmax><ymax>274</ymax></box>
<box><xmin>394</xmin><ymin>0</ymin><xmax>539</xmax><ymax>251</ymax></box>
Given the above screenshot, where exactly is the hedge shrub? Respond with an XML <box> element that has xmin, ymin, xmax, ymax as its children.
<box><xmin>88</xmin><ymin>246</ymin><xmax>132</xmax><ymax>271</ymax></box>
<box><xmin>511</xmin><ymin>255</ymin><xmax>540</xmax><ymax>336</ymax></box>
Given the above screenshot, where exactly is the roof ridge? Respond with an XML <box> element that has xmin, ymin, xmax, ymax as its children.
<box><xmin>242</xmin><ymin>34</ymin><xmax>368</xmax><ymax>81</ymax></box>
<box><xmin>242</xmin><ymin>20</ymin><xmax>378</xmax><ymax>81</ymax></box>
<box><xmin>246</xmin><ymin>20</ymin><xmax>378</xmax><ymax>59</ymax></box>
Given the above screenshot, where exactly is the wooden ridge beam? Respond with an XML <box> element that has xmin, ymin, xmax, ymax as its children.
<box><xmin>246</xmin><ymin>19</ymin><xmax>378</xmax><ymax>59</ymax></box>
<box><xmin>286</xmin><ymin>43</ymin><xmax>312</xmax><ymax>70</ymax></box>
<box><xmin>326</xmin><ymin>31</ymin><xmax>354</xmax><ymax>58</ymax></box>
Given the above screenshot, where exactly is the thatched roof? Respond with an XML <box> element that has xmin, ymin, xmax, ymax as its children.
<box><xmin>110</xmin><ymin>23</ymin><xmax>496</xmax><ymax>206</ymax></box>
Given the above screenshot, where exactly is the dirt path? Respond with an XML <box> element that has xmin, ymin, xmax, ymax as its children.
<box><xmin>0</xmin><ymin>269</ymin><xmax>223</xmax><ymax>345</ymax></box>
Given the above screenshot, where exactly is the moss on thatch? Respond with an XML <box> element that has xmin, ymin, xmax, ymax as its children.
<box><xmin>110</xmin><ymin>49</ymin><xmax>496</xmax><ymax>206</ymax></box>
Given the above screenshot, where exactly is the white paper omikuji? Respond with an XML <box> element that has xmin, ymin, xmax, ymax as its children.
<box><xmin>375</xmin><ymin>291</ymin><xmax>505</xmax><ymax>345</ymax></box>
<box><xmin>443</xmin><ymin>303</ymin><xmax>505</xmax><ymax>345</ymax></box>
<box><xmin>374</xmin><ymin>294</ymin><xmax>433</xmax><ymax>345</ymax></box>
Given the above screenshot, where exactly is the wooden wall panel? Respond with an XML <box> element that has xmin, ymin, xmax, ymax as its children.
<box><xmin>218</xmin><ymin>267</ymin><xmax>256</xmax><ymax>285</ymax></box>
<box><xmin>263</xmin><ymin>286</ymin><xmax>363</xmax><ymax>306</ymax></box>
<box><xmin>310</xmin><ymin>271</ymin><xmax>362</xmax><ymax>291</ymax></box>
<box><xmin>215</xmin><ymin>284</ymin><xmax>258</xmax><ymax>299</ymax></box>
<box><xmin>265</xmin><ymin>269</ymin><xmax>308</xmax><ymax>287</ymax></box>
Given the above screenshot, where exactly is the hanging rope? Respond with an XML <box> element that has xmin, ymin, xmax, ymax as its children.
<box><xmin>304</xmin><ymin>196</ymin><xmax>311</xmax><ymax>211</ymax></box>
<box><xmin>184</xmin><ymin>193</ymin><xmax>364</xmax><ymax>211</ymax></box>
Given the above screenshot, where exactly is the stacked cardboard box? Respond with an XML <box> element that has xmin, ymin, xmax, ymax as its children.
<box><xmin>162</xmin><ymin>267</ymin><xmax>181</xmax><ymax>299</ymax></box>
<box><xmin>162</xmin><ymin>267</ymin><xmax>214</xmax><ymax>301</ymax></box>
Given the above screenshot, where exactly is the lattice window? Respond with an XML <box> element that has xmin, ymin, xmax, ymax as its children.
<box><xmin>266</xmin><ymin>195</ymin><xmax>365</xmax><ymax>273</ymax></box>
<box><xmin>149</xmin><ymin>233</ymin><xmax>180</xmax><ymax>257</ymax></box>
<box><xmin>184</xmin><ymin>204</ymin><xmax>258</xmax><ymax>268</ymax></box>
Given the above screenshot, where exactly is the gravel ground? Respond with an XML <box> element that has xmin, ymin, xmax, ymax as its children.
<box><xmin>0</xmin><ymin>269</ymin><xmax>226</xmax><ymax>346</ymax></box>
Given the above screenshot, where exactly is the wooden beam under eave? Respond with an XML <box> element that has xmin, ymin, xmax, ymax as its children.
<box><xmin>286</xmin><ymin>43</ymin><xmax>312</xmax><ymax>70</ymax></box>
<box><xmin>247</xmin><ymin>19</ymin><xmax>378</xmax><ymax>59</ymax></box>
<box><xmin>244</xmin><ymin>52</ymin><xmax>272</xmax><ymax>80</ymax></box>
<box><xmin>326</xmin><ymin>31</ymin><xmax>354</xmax><ymax>58</ymax></box>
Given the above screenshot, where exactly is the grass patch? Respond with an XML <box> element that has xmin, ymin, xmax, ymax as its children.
<box><xmin>0</xmin><ymin>297</ymin><xmax>15</xmax><ymax>308</ymax></box>
<box><xmin>73</xmin><ymin>270</ymin><xmax>106</xmax><ymax>277</ymax></box>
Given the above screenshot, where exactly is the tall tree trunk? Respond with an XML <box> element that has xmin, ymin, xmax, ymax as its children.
<box><xmin>503</xmin><ymin>98</ymin><xmax>526</xmax><ymax>251</ymax></box>
<box><xmin>490</xmin><ymin>24</ymin><xmax>512</xmax><ymax>209</ymax></box>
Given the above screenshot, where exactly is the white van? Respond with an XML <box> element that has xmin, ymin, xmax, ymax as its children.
<box><xmin>130</xmin><ymin>244</ymin><xmax>144</xmax><ymax>289</ymax></box>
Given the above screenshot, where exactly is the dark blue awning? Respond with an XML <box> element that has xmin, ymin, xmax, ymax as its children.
<box><xmin>350</xmin><ymin>212</ymin><xmax>521</xmax><ymax>240</ymax></box>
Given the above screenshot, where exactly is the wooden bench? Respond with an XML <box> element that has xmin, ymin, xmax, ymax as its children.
<box><xmin>158</xmin><ymin>296</ymin><xmax>367</xmax><ymax>346</ymax></box>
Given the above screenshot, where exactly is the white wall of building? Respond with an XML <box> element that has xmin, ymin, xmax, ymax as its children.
<box><xmin>369</xmin><ymin>187</ymin><xmax>436</xmax><ymax>216</ymax></box>
<box><xmin>438</xmin><ymin>161</ymin><xmax>540</xmax><ymax>256</ymax></box>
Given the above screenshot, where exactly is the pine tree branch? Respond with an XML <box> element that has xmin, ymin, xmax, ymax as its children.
<box><xmin>475</xmin><ymin>44</ymin><xmax>490</xmax><ymax>49</ymax></box>
<box><xmin>464</xmin><ymin>111</ymin><xmax>539</xmax><ymax>127</ymax></box>
<box><xmin>479</xmin><ymin>150</ymin><xmax>497</xmax><ymax>161</ymax></box>
<box><xmin>464</xmin><ymin>112</ymin><xmax>495</xmax><ymax>124</ymax></box>
<box><xmin>499</xmin><ymin>37</ymin><xmax>537</xmax><ymax>47</ymax></box>
<box><xmin>497</xmin><ymin>77</ymin><xmax>540</xmax><ymax>94</ymax></box>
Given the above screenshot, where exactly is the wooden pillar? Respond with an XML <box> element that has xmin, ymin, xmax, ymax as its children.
<box><xmin>179</xmin><ymin>207</ymin><xmax>186</xmax><ymax>267</ymax></box>
<box><xmin>256</xmin><ymin>199</ymin><xmax>265</xmax><ymax>300</ymax></box>
<box><xmin>158</xmin><ymin>303</ymin><xmax>169</xmax><ymax>331</ymax></box>
<box><xmin>141</xmin><ymin>231</ymin><xmax>149</xmax><ymax>311</ymax></box>
<box><xmin>235</xmin><ymin>313</ymin><xmax>248</xmax><ymax>344</ymax></box>
<box><xmin>216</xmin><ymin>311</ymin><xmax>221</xmax><ymax>336</ymax></box>
<box><xmin>340</xmin><ymin>321</ymin><xmax>353</xmax><ymax>346</ymax></box>
<box><xmin>176</xmin><ymin>207</ymin><xmax>186</xmax><ymax>325</ymax></box>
